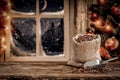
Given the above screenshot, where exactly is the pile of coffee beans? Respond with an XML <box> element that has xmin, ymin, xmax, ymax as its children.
<box><xmin>71</xmin><ymin>67</ymin><xmax>120</xmax><ymax>73</ymax></box>
<box><xmin>75</xmin><ymin>34</ymin><xmax>97</xmax><ymax>43</ymax></box>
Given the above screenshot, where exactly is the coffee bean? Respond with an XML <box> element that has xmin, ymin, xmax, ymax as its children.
<box><xmin>75</xmin><ymin>34</ymin><xmax>97</xmax><ymax>43</ymax></box>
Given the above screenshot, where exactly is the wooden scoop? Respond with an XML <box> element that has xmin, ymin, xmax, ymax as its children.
<box><xmin>83</xmin><ymin>57</ymin><xmax>119</xmax><ymax>69</ymax></box>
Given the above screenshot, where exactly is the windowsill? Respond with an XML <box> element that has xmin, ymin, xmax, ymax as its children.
<box><xmin>0</xmin><ymin>62</ymin><xmax>120</xmax><ymax>79</ymax></box>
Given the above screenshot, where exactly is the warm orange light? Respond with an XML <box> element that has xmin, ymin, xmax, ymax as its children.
<box><xmin>2</xmin><ymin>12</ymin><xmax>7</xmax><ymax>16</ymax></box>
<box><xmin>6</xmin><ymin>15</ymin><xmax>11</xmax><ymax>20</ymax></box>
<box><xmin>8</xmin><ymin>2</ymin><xmax>11</xmax><ymax>7</ymax></box>
<box><xmin>104</xmin><ymin>24</ymin><xmax>114</xmax><ymax>33</ymax></box>
<box><xmin>92</xmin><ymin>18</ymin><xmax>105</xmax><ymax>29</ymax></box>
<box><xmin>3</xmin><ymin>45</ymin><xmax>7</xmax><ymax>49</ymax></box>
<box><xmin>97</xmin><ymin>0</ymin><xmax>106</xmax><ymax>5</ymax></box>
<box><xmin>5</xmin><ymin>26</ymin><xmax>9</xmax><ymax>30</ymax></box>
<box><xmin>0</xmin><ymin>0</ymin><xmax>11</xmax><ymax>55</ymax></box>
<box><xmin>1</xmin><ymin>37</ymin><xmax>5</xmax><ymax>42</ymax></box>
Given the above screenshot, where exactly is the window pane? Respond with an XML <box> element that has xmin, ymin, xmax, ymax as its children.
<box><xmin>11</xmin><ymin>0</ymin><xmax>36</xmax><ymax>15</ymax></box>
<box><xmin>11</xmin><ymin>18</ymin><xmax>36</xmax><ymax>56</ymax></box>
<box><xmin>40</xmin><ymin>0</ymin><xmax>64</xmax><ymax>13</ymax></box>
<box><xmin>40</xmin><ymin>18</ymin><xmax>64</xmax><ymax>56</ymax></box>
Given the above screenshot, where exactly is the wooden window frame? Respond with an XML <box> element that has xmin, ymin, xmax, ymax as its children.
<box><xmin>5</xmin><ymin>0</ymin><xmax>75</xmax><ymax>62</ymax></box>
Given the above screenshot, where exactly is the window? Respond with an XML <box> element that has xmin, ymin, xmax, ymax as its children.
<box><xmin>6</xmin><ymin>0</ymin><xmax>71</xmax><ymax>61</ymax></box>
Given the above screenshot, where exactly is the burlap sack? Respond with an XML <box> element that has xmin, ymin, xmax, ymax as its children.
<box><xmin>67</xmin><ymin>34</ymin><xmax>101</xmax><ymax>67</ymax></box>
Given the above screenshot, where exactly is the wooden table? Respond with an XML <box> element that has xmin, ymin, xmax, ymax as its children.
<box><xmin>0</xmin><ymin>62</ymin><xmax>120</xmax><ymax>80</ymax></box>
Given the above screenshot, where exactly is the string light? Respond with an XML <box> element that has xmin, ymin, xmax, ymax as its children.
<box><xmin>5</xmin><ymin>26</ymin><xmax>9</xmax><ymax>30</ymax></box>
<box><xmin>3</xmin><ymin>45</ymin><xmax>7</xmax><ymax>49</ymax></box>
<box><xmin>107</xmin><ymin>15</ymin><xmax>120</xmax><ymax>26</ymax></box>
<box><xmin>0</xmin><ymin>0</ymin><xmax>11</xmax><ymax>55</ymax></box>
<box><xmin>7</xmin><ymin>2</ymin><xmax>11</xmax><ymax>7</ymax></box>
<box><xmin>1</xmin><ymin>37</ymin><xmax>5</xmax><ymax>43</ymax></box>
<box><xmin>6</xmin><ymin>15</ymin><xmax>11</xmax><ymax>20</ymax></box>
<box><xmin>2</xmin><ymin>12</ymin><xmax>7</xmax><ymax>16</ymax></box>
<box><xmin>1</xmin><ymin>37</ymin><xmax>7</xmax><ymax>49</ymax></box>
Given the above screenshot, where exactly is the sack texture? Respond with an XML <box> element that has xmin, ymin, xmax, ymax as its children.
<box><xmin>67</xmin><ymin>34</ymin><xmax>101</xmax><ymax>67</ymax></box>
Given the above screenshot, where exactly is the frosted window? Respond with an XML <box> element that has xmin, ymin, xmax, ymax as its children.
<box><xmin>11</xmin><ymin>18</ymin><xmax>36</xmax><ymax>56</ymax></box>
<box><xmin>41</xmin><ymin>18</ymin><xmax>64</xmax><ymax>56</ymax></box>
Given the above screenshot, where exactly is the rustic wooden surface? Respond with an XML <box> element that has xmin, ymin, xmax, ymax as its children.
<box><xmin>0</xmin><ymin>62</ymin><xmax>120</xmax><ymax>80</ymax></box>
<box><xmin>0</xmin><ymin>54</ymin><xmax>4</xmax><ymax>62</ymax></box>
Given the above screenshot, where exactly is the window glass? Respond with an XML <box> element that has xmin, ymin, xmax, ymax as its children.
<box><xmin>11</xmin><ymin>0</ymin><xmax>36</xmax><ymax>14</ymax></box>
<box><xmin>40</xmin><ymin>0</ymin><xmax>64</xmax><ymax>13</ymax></box>
<box><xmin>40</xmin><ymin>18</ymin><xmax>64</xmax><ymax>56</ymax></box>
<box><xmin>11</xmin><ymin>18</ymin><xmax>36</xmax><ymax>56</ymax></box>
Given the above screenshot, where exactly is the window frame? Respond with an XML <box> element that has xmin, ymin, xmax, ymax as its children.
<box><xmin>5</xmin><ymin>0</ymin><xmax>73</xmax><ymax>62</ymax></box>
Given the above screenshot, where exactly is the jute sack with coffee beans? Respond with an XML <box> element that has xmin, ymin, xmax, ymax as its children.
<box><xmin>67</xmin><ymin>34</ymin><xmax>101</xmax><ymax>67</ymax></box>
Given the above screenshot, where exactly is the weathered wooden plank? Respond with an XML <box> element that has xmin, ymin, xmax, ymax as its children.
<box><xmin>0</xmin><ymin>62</ymin><xmax>120</xmax><ymax>79</ymax></box>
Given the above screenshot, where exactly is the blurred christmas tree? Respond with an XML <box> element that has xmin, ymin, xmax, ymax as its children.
<box><xmin>87</xmin><ymin>0</ymin><xmax>120</xmax><ymax>61</ymax></box>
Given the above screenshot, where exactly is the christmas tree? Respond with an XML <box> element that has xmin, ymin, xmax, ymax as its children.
<box><xmin>87</xmin><ymin>0</ymin><xmax>120</xmax><ymax>61</ymax></box>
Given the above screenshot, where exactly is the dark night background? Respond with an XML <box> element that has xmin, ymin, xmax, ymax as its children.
<box><xmin>11</xmin><ymin>0</ymin><xmax>63</xmax><ymax>13</ymax></box>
